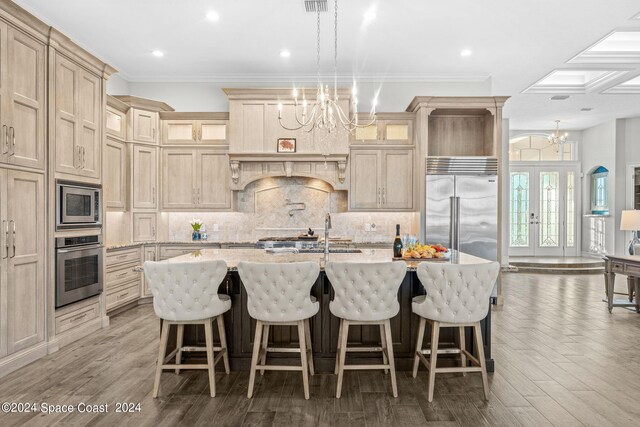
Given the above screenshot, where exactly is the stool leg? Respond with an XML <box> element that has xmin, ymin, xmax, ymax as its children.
<box><xmin>260</xmin><ymin>324</ymin><xmax>270</xmax><ymax>375</ymax></box>
<box><xmin>474</xmin><ymin>322</ymin><xmax>490</xmax><ymax>400</ymax></box>
<box><xmin>175</xmin><ymin>324</ymin><xmax>184</xmax><ymax>374</ymax></box>
<box><xmin>248</xmin><ymin>320</ymin><xmax>263</xmax><ymax>398</ymax></box>
<box><xmin>383</xmin><ymin>319</ymin><xmax>398</xmax><ymax>398</ymax></box>
<box><xmin>336</xmin><ymin>320</ymin><xmax>349</xmax><ymax>398</ymax></box>
<box><xmin>153</xmin><ymin>320</ymin><xmax>170</xmax><ymax>398</ymax></box>
<box><xmin>217</xmin><ymin>315</ymin><xmax>230</xmax><ymax>374</ymax></box>
<box><xmin>334</xmin><ymin>318</ymin><xmax>343</xmax><ymax>375</ymax></box>
<box><xmin>298</xmin><ymin>320</ymin><xmax>310</xmax><ymax>400</ymax></box>
<box><xmin>628</xmin><ymin>277</ymin><xmax>635</xmax><ymax>302</ymax></box>
<box><xmin>412</xmin><ymin>317</ymin><xmax>426</xmax><ymax>378</ymax></box>
<box><xmin>427</xmin><ymin>321</ymin><xmax>440</xmax><ymax>402</ymax></box>
<box><xmin>304</xmin><ymin>318</ymin><xmax>315</xmax><ymax>376</ymax></box>
<box><xmin>379</xmin><ymin>324</ymin><xmax>389</xmax><ymax>374</ymax></box>
<box><xmin>458</xmin><ymin>326</ymin><xmax>467</xmax><ymax>376</ymax></box>
<box><xmin>204</xmin><ymin>319</ymin><xmax>216</xmax><ymax>397</ymax></box>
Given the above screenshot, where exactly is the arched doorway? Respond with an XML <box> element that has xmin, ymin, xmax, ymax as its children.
<box><xmin>508</xmin><ymin>134</ymin><xmax>580</xmax><ymax>257</ymax></box>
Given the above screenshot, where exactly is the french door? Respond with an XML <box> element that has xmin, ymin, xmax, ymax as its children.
<box><xmin>509</xmin><ymin>164</ymin><xmax>579</xmax><ymax>256</ymax></box>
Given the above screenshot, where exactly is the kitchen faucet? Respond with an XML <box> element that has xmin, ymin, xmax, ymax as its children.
<box><xmin>324</xmin><ymin>213</ymin><xmax>332</xmax><ymax>259</ymax></box>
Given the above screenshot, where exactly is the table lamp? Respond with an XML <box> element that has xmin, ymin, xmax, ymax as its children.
<box><xmin>620</xmin><ymin>210</ymin><xmax>640</xmax><ymax>255</ymax></box>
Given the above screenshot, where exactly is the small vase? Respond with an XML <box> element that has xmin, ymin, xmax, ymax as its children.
<box><xmin>192</xmin><ymin>230</ymin><xmax>201</xmax><ymax>241</ymax></box>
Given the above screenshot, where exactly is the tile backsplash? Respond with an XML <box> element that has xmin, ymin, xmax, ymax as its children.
<box><xmin>167</xmin><ymin>177</ymin><xmax>419</xmax><ymax>242</ymax></box>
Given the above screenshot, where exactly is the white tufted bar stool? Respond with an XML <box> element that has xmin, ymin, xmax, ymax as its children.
<box><xmin>325</xmin><ymin>261</ymin><xmax>407</xmax><ymax>398</ymax></box>
<box><xmin>237</xmin><ymin>261</ymin><xmax>320</xmax><ymax>400</ymax></box>
<box><xmin>413</xmin><ymin>262</ymin><xmax>500</xmax><ymax>402</ymax></box>
<box><xmin>144</xmin><ymin>260</ymin><xmax>231</xmax><ymax>398</ymax></box>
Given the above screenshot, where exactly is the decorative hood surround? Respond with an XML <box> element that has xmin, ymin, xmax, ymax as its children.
<box><xmin>228</xmin><ymin>153</ymin><xmax>347</xmax><ymax>191</ymax></box>
<box><xmin>225</xmin><ymin>88</ymin><xmax>351</xmax><ymax>191</ymax></box>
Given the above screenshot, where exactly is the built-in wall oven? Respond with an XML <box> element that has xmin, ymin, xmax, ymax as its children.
<box><xmin>56</xmin><ymin>235</ymin><xmax>103</xmax><ymax>308</ymax></box>
<box><xmin>56</xmin><ymin>181</ymin><xmax>102</xmax><ymax>230</ymax></box>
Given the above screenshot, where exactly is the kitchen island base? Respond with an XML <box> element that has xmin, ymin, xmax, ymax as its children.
<box><xmin>165</xmin><ymin>271</ymin><xmax>494</xmax><ymax>373</ymax></box>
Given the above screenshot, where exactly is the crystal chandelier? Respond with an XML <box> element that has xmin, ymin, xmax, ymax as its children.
<box><xmin>548</xmin><ymin>120</ymin><xmax>568</xmax><ymax>145</ymax></box>
<box><xmin>278</xmin><ymin>0</ymin><xmax>376</xmax><ymax>134</ymax></box>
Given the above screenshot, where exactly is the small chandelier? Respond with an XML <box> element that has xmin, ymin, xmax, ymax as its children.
<box><xmin>278</xmin><ymin>0</ymin><xmax>376</xmax><ymax>134</ymax></box>
<box><xmin>548</xmin><ymin>120</ymin><xmax>568</xmax><ymax>145</ymax></box>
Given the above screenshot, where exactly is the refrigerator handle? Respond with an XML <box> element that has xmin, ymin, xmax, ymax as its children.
<box><xmin>454</xmin><ymin>196</ymin><xmax>461</xmax><ymax>251</ymax></box>
<box><xmin>449</xmin><ymin>196</ymin><xmax>456</xmax><ymax>249</ymax></box>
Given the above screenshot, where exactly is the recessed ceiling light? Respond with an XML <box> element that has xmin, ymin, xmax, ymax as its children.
<box><xmin>581</xmin><ymin>107</ymin><xmax>593</xmax><ymax>111</ymax></box>
<box><xmin>280</xmin><ymin>50</ymin><xmax>291</xmax><ymax>58</ymax></box>
<box><xmin>460</xmin><ymin>49</ymin><xmax>472</xmax><ymax>57</ymax></box>
<box><xmin>151</xmin><ymin>50</ymin><xmax>164</xmax><ymax>58</ymax></box>
<box><xmin>550</xmin><ymin>95</ymin><xmax>570</xmax><ymax>100</ymax></box>
<box><xmin>206</xmin><ymin>10</ymin><xmax>220</xmax><ymax>22</ymax></box>
<box><xmin>363</xmin><ymin>7</ymin><xmax>376</xmax><ymax>24</ymax></box>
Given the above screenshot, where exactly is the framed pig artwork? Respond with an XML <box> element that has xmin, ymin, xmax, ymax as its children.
<box><xmin>277</xmin><ymin>138</ymin><xmax>296</xmax><ymax>153</ymax></box>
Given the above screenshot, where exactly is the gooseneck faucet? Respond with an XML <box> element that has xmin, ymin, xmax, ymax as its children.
<box><xmin>324</xmin><ymin>213</ymin><xmax>332</xmax><ymax>259</ymax></box>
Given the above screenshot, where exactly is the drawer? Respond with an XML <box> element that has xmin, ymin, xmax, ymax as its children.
<box><xmin>159</xmin><ymin>246</ymin><xmax>204</xmax><ymax>260</ymax></box>
<box><xmin>612</xmin><ymin>262</ymin><xmax>625</xmax><ymax>273</ymax></box>
<box><xmin>106</xmin><ymin>281</ymin><xmax>140</xmax><ymax>311</ymax></box>
<box><xmin>106</xmin><ymin>262</ymin><xmax>140</xmax><ymax>288</ymax></box>
<box><xmin>624</xmin><ymin>264</ymin><xmax>640</xmax><ymax>276</ymax></box>
<box><xmin>106</xmin><ymin>247</ymin><xmax>141</xmax><ymax>267</ymax></box>
<box><xmin>55</xmin><ymin>298</ymin><xmax>100</xmax><ymax>335</ymax></box>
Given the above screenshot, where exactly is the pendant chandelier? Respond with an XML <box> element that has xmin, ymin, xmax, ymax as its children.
<box><xmin>548</xmin><ymin>120</ymin><xmax>568</xmax><ymax>145</ymax></box>
<box><xmin>278</xmin><ymin>0</ymin><xmax>376</xmax><ymax>134</ymax></box>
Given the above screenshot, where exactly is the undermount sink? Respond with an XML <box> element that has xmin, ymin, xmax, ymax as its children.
<box><xmin>297</xmin><ymin>248</ymin><xmax>362</xmax><ymax>254</ymax></box>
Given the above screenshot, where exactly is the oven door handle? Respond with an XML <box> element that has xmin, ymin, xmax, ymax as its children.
<box><xmin>56</xmin><ymin>246</ymin><xmax>103</xmax><ymax>254</ymax></box>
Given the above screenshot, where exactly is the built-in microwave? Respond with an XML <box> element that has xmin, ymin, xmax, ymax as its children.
<box><xmin>56</xmin><ymin>181</ymin><xmax>102</xmax><ymax>230</ymax></box>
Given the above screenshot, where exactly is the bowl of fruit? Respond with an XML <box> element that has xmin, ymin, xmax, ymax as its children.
<box><xmin>397</xmin><ymin>243</ymin><xmax>449</xmax><ymax>261</ymax></box>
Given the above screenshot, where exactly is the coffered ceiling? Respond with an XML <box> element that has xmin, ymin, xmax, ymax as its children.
<box><xmin>12</xmin><ymin>0</ymin><xmax>640</xmax><ymax>130</ymax></box>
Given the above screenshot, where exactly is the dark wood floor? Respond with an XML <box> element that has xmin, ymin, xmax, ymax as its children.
<box><xmin>1</xmin><ymin>273</ymin><xmax>640</xmax><ymax>426</ymax></box>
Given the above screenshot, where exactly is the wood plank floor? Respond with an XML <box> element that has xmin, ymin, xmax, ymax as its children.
<box><xmin>1</xmin><ymin>273</ymin><xmax>640</xmax><ymax>426</ymax></box>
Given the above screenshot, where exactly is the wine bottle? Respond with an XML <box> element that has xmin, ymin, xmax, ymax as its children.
<box><xmin>393</xmin><ymin>224</ymin><xmax>403</xmax><ymax>258</ymax></box>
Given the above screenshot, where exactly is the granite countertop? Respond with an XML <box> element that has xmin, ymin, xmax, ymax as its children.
<box><xmin>163</xmin><ymin>248</ymin><xmax>491</xmax><ymax>271</ymax></box>
<box><xmin>106</xmin><ymin>241</ymin><xmax>255</xmax><ymax>250</ymax></box>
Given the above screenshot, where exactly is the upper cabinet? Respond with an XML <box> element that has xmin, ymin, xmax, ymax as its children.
<box><xmin>406</xmin><ymin>97</ymin><xmax>509</xmax><ymax>157</ymax></box>
<box><xmin>351</xmin><ymin>113</ymin><xmax>414</xmax><ymax>146</ymax></box>
<box><xmin>225</xmin><ymin>88</ymin><xmax>350</xmax><ymax>154</ymax></box>
<box><xmin>104</xmin><ymin>137</ymin><xmax>126</xmax><ymax>209</ymax></box>
<box><xmin>112</xmin><ymin>96</ymin><xmax>173</xmax><ymax>145</ymax></box>
<box><xmin>132</xmin><ymin>145</ymin><xmax>157</xmax><ymax>209</ymax></box>
<box><xmin>159</xmin><ymin>112</ymin><xmax>228</xmax><ymax>145</ymax></box>
<box><xmin>0</xmin><ymin>21</ymin><xmax>46</xmax><ymax>170</ymax></box>
<box><xmin>105</xmin><ymin>96</ymin><xmax>128</xmax><ymax>140</ymax></box>
<box><xmin>53</xmin><ymin>53</ymin><xmax>103</xmax><ymax>180</ymax></box>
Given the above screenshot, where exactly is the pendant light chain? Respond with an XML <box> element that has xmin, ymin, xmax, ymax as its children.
<box><xmin>316</xmin><ymin>7</ymin><xmax>321</xmax><ymax>90</ymax></box>
<box><xmin>334</xmin><ymin>0</ymin><xmax>338</xmax><ymax>96</ymax></box>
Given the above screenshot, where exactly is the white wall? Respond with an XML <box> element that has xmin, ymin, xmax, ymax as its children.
<box><xmin>105</xmin><ymin>77</ymin><xmax>491</xmax><ymax>112</ymax></box>
<box><xmin>106</xmin><ymin>74</ymin><xmax>130</xmax><ymax>95</ymax></box>
<box><xmin>580</xmin><ymin>120</ymin><xmax>617</xmax><ymax>254</ymax></box>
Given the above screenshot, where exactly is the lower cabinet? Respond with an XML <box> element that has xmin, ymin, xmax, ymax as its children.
<box><xmin>54</xmin><ymin>297</ymin><xmax>100</xmax><ymax>336</ymax></box>
<box><xmin>105</xmin><ymin>247</ymin><xmax>141</xmax><ymax>312</ymax></box>
<box><xmin>142</xmin><ymin>245</ymin><xmax>157</xmax><ymax>297</ymax></box>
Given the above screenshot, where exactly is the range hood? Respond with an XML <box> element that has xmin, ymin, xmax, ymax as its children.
<box><xmin>228</xmin><ymin>153</ymin><xmax>348</xmax><ymax>191</ymax></box>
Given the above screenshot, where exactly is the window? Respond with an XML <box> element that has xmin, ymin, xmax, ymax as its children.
<box><xmin>590</xmin><ymin>166</ymin><xmax>609</xmax><ymax>215</ymax></box>
<box><xmin>509</xmin><ymin>134</ymin><xmax>575</xmax><ymax>161</ymax></box>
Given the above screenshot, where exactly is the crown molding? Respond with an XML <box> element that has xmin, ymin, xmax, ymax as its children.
<box><xmin>113</xmin><ymin>95</ymin><xmax>174</xmax><ymax>112</ymax></box>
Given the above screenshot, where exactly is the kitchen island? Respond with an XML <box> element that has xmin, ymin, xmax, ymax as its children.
<box><xmin>159</xmin><ymin>248</ymin><xmax>495</xmax><ymax>372</ymax></box>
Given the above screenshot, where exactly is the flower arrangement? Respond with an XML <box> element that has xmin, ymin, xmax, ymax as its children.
<box><xmin>190</xmin><ymin>219</ymin><xmax>203</xmax><ymax>241</ymax></box>
<box><xmin>190</xmin><ymin>219</ymin><xmax>203</xmax><ymax>232</ymax></box>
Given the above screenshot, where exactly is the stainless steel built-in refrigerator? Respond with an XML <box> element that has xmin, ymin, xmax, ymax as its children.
<box><xmin>425</xmin><ymin>157</ymin><xmax>498</xmax><ymax>263</ymax></box>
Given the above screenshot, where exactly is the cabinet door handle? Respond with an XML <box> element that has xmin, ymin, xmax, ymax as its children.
<box><xmin>192</xmin><ymin>188</ymin><xmax>196</xmax><ymax>204</ymax></box>
<box><xmin>2</xmin><ymin>125</ymin><xmax>7</xmax><ymax>155</ymax></box>
<box><xmin>192</xmin><ymin>129</ymin><xmax>196</xmax><ymax>141</ymax></box>
<box><xmin>9</xmin><ymin>127</ymin><xmax>15</xmax><ymax>156</ymax></box>
<box><xmin>152</xmin><ymin>128</ymin><xmax>156</xmax><ymax>140</ymax></box>
<box><xmin>2</xmin><ymin>220</ymin><xmax>8</xmax><ymax>259</ymax></box>
<box><xmin>152</xmin><ymin>187</ymin><xmax>156</xmax><ymax>204</ymax></box>
<box><xmin>10</xmin><ymin>220</ymin><xmax>15</xmax><ymax>258</ymax></box>
<box><xmin>151</xmin><ymin>226</ymin><xmax>156</xmax><ymax>237</ymax></box>
<box><xmin>225</xmin><ymin>278</ymin><xmax>230</xmax><ymax>295</ymax></box>
<box><xmin>198</xmin><ymin>130</ymin><xmax>202</xmax><ymax>141</ymax></box>
<box><xmin>75</xmin><ymin>146</ymin><xmax>81</xmax><ymax>169</ymax></box>
<box><xmin>197</xmin><ymin>188</ymin><xmax>201</xmax><ymax>204</ymax></box>
<box><xmin>82</xmin><ymin>147</ymin><xmax>86</xmax><ymax>169</ymax></box>
<box><xmin>382</xmin><ymin>187</ymin><xmax>386</xmax><ymax>205</ymax></box>
<box><xmin>378</xmin><ymin>187</ymin><xmax>382</xmax><ymax>206</ymax></box>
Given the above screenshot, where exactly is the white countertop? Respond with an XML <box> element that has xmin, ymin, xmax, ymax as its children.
<box><xmin>163</xmin><ymin>248</ymin><xmax>492</xmax><ymax>271</ymax></box>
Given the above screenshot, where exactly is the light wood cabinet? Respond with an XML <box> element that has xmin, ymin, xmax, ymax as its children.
<box><xmin>349</xmin><ymin>148</ymin><xmax>413</xmax><ymax>210</ymax></box>
<box><xmin>104</xmin><ymin>137</ymin><xmax>126</xmax><ymax>209</ymax></box>
<box><xmin>351</xmin><ymin>115</ymin><xmax>413</xmax><ymax>146</ymax></box>
<box><xmin>161</xmin><ymin>118</ymin><xmax>227</xmax><ymax>145</ymax></box>
<box><xmin>133</xmin><ymin>213</ymin><xmax>156</xmax><ymax>242</ymax></box>
<box><xmin>162</xmin><ymin>148</ymin><xmax>231</xmax><ymax>210</ymax></box>
<box><xmin>0</xmin><ymin>169</ymin><xmax>45</xmax><ymax>355</ymax></box>
<box><xmin>132</xmin><ymin>145</ymin><xmax>157</xmax><ymax>209</ymax></box>
<box><xmin>0</xmin><ymin>22</ymin><xmax>46</xmax><ymax>170</ymax></box>
<box><xmin>54</xmin><ymin>53</ymin><xmax>102</xmax><ymax>180</ymax></box>
<box><xmin>105</xmin><ymin>102</ymin><xmax>127</xmax><ymax>140</ymax></box>
<box><xmin>131</xmin><ymin>108</ymin><xmax>158</xmax><ymax>144</ymax></box>
<box><xmin>142</xmin><ymin>245</ymin><xmax>156</xmax><ymax>297</ymax></box>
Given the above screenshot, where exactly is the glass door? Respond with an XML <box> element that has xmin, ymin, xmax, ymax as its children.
<box><xmin>509</xmin><ymin>164</ymin><xmax>578</xmax><ymax>257</ymax></box>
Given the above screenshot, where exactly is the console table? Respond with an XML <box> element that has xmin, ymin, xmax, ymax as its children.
<box><xmin>603</xmin><ymin>254</ymin><xmax>640</xmax><ymax>313</ymax></box>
